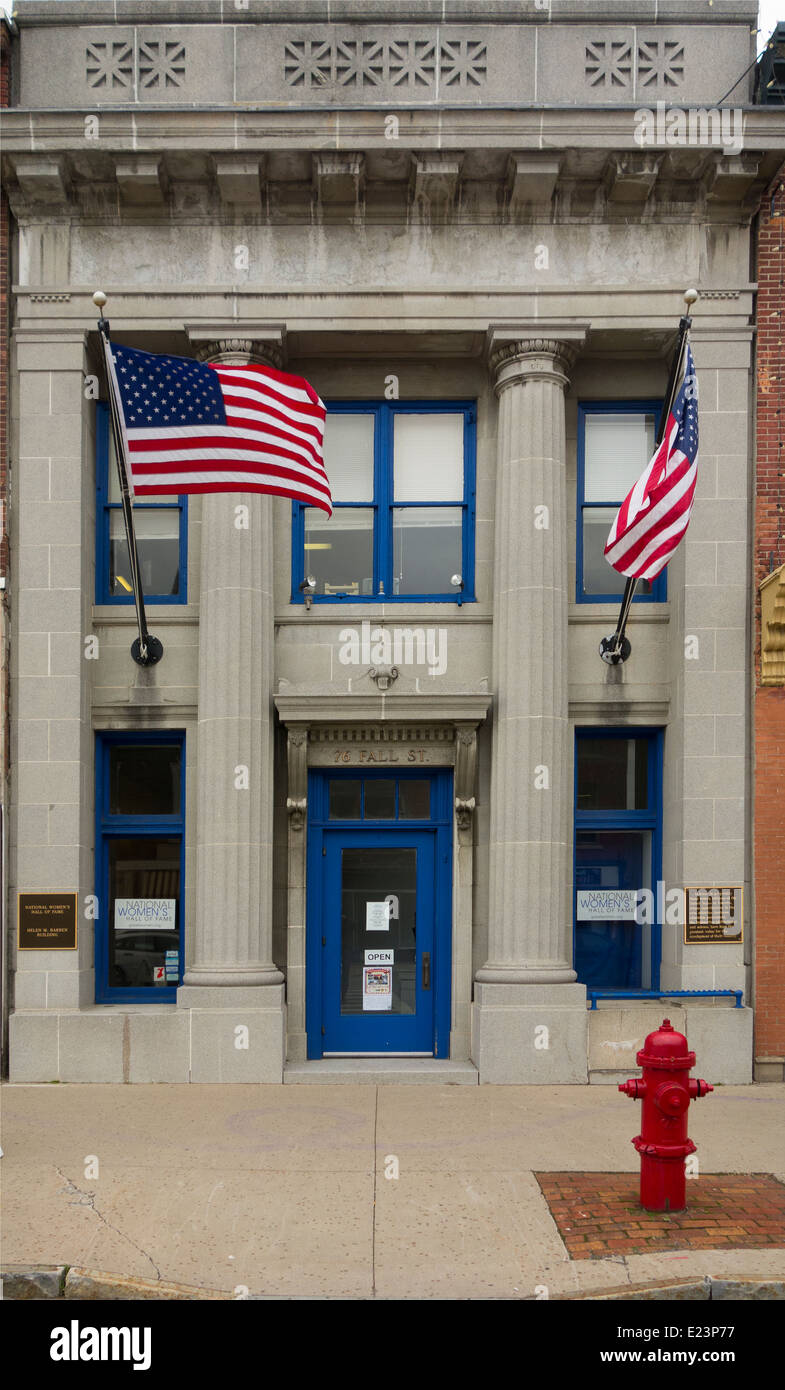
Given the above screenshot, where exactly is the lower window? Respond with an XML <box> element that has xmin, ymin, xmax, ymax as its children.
<box><xmin>95</xmin><ymin>733</ymin><xmax>185</xmax><ymax>1002</ymax></box>
<box><xmin>573</xmin><ymin>729</ymin><xmax>663</xmax><ymax>992</ymax></box>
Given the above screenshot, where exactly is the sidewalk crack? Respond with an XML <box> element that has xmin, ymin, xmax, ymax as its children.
<box><xmin>55</xmin><ymin>1167</ymin><xmax>161</xmax><ymax>1281</ymax></box>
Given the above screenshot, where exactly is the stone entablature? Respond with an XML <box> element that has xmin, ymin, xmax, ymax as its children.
<box><xmin>11</xmin><ymin>5</ymin><xmax>756</xmax><ymax>110</ymax></box>
<box><xmin>3</xmin><ymin>142</ymin><xmax>778</xmax><ymax>228</ymax></box>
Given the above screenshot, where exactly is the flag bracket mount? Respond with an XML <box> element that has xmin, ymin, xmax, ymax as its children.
<box><xmin>131</xmin><ymin>636</ymin><xmax>164</xmax><ymax>667</ymax></box>
<box><xmin>599</xmin><ymin>634</ymin><xmax>631</xmax><ymax>665</ymax></box>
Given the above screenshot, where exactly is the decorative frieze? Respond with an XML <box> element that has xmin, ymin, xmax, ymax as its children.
<box><xmin>14</xmin><ymin>21</ymin><xmax>756</xmax><ymax>111</ymax></box>
<box><xmin>283</xmin><ymin>36</ymin><xmax>486</xmax><ymax>91</ymax></box>
<box><xmin>85</xmin><ymin>38</ymin><xmax>186</xmax><ymax>91</ymax></box>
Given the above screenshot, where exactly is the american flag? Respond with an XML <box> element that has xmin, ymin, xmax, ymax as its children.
<box><xmin>604</xmin><ymin>343</ymin><xmax>699</xmax><ymax>581</ymax></box>
<box><xmin>108</xmin><ymin>343</ymin><xmax>331</xmax><ymax>515</ymax></box>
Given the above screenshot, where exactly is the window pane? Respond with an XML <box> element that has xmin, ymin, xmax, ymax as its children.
<box><xmin>584</xmin><ymin>413</ymin><xmax>655</xmax><ymax>502</ymax></box>
<box><xmin>582</xmin><ymin>507</ymin><xmax>652</xmax><ymax>597</ymax></box>
<box><xmin>364</xmin><ymin>779</ymin><xmax>396</xmax><ymax>819</ymax></box>
<box><xmin>575</xmin><ymin>830</ymin><xmax>651</xmax><ymax>988</ymax></box>
<box><xmin>305</xmin><ymin>507</ymin><xmax>374</xmax><ymax>595</ymax></box>
<box><xmin>329</xmin><ymin>780</ymin><xmax>362</xmax><ymax>820</ymax></box>
<box><xmin>110</xmin><ymin>509</ymin><xmax>180</xmax><ymax>597</ymax></box>
<box><xmin>110</xmin><ymin>744</ymin><xmax>182</xmax><ymax>816</ymax></box>
<box><xmin>576</xmin><ymin>737</ymin><xmax>648</xmax><ymax>811</ymax></box>
<box><xmin>394</xmin><ymin>414</ymin><xmax>464</xmax><ymax>500</ymax></box>
<box><xmin>399</xmin><ymin>780</ymin><xmax>431</xmax><ymax>819</ymax></box>
<box><xmin>323</xmin><ymin>414</ymin><xmax>375</xmax><ymax>502</ymax></box>
<box><xmin>393</xmin><ymin>506</ymin><xmax>462</xmax><ymax>595</ymax></box>
<box><xmin>108</xmin><ymin>836</ymin><xmax>181</xmax><ymax>989</ymax></box>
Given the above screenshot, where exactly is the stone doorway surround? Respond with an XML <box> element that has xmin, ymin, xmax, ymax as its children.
<box><xmin>274</xmin><ymin>693</ymin><xmax>491</xmax><ymax>1065</ymax></box>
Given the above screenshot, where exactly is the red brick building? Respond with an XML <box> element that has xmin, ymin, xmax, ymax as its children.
<box><xmin>753</xmin><ymin>161</ymin><xmax>785</xmax><ymax>1082</ymax></box>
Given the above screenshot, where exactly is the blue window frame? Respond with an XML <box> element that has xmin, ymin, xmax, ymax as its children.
<box><xmin>96</xmin><ymin>401</ymin><xmax>188</xmax><ymax>605</ymax></box>
<box><xmin>577</xmin><ymin>401</ymin><xmax>666</xmax><ymax>603</ymax></box>
<box><xmin>291</xmin><ymin>400</ymin><xmax>476</xmax><ymax>603</ymax></box>
<box><xmin>95</xmin><ymin>731</ymin><xmax>185</xmax><ymax>1003</ymax></box>
<box><xmin>573</xmin><ymin>728</ymin><xmax>663</xmax><ymax>993</ymax></box>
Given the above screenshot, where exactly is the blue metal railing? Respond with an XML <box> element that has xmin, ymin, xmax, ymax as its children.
<box><xmin>587</xmin><ymin>988</ymin><xmax>743</xmax><ymax>1011</ymax></box>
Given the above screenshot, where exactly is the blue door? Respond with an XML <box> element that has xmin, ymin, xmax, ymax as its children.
<box><xmin>307</xmin><ymin>771</ymin><xmax>452</xmax><ymax>1057</ymax></box>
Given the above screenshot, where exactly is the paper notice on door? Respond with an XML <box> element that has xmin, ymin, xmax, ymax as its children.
<box><xmin>363</xmin><ymin>966</ymin><xmax>392</xmax><ymax>1011</ymax></box>
<box><xmin>366</xmin><ymin>901</ymin><xmax>390</xmax><ymax>932</ymax></box>
<box><xmin>576</xmin><ymin>888</ymin><xmax>638</xmax><ymax>921</ymax></box>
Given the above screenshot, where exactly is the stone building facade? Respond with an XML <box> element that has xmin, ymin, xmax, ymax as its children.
<box><xmin>1</xmin><ymin>0</ymin><xmax>783</xmax><ymax>1084</ymax></box>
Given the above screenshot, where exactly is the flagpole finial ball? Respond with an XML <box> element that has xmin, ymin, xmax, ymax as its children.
<box><xmin>92</xmin><ymin>290</ymin><xmax>108</xmax><ymax>309</ymax></box>
<box><xmin>684</xmin><ymin>288</ymin><xmax>698</xmax><ymax>307</ymax></box>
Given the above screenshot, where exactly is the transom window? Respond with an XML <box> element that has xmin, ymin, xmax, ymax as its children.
<box><xmin>577</xmin><ymin>402</ymin><xmax>665</xmax><ymax>603</ymax></box>
<box><xmin>291</xmin><ymin>401</ymin><xmax>476</xmax><ymax>602</ymax></box>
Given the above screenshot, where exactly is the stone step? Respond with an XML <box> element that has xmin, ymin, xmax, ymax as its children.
<box><xmin>283</xmin><ymin>1059</ymin><xmax>479</xmax><ymax>1084</ymax></box>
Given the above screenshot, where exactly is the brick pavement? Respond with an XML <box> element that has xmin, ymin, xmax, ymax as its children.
<box><xmin>535</xmin><ymin>1172</ymin><xmax>785</xmax><ymax>1260</ymax></box>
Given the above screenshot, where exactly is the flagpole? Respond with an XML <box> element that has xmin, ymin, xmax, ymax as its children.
<box><xmin>93</xmin><ymin>291</ymin><xmax>163</xmax><ymax>668</ymax></box>
<box><xmin>598</xmin><ymin>288</ymin><xmax>698</xmax><ymax>666</ymax></box>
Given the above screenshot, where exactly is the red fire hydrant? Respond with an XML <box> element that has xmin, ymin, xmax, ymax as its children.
<box><xmin>618</xmin><ymin>1018</ymin><xmax>713</xmax><ymax>1213</ymax></box>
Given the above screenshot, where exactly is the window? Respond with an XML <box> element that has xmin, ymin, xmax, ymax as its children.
<box><xmin>96</xmin><ymin>402</ymin><xmax>188</xmax><ymax>604</ymax></box>
<box><xmin>573</xmin><ymin>729</ymin><xmax>663</xmax><ymax>992</ymax></box>
<box><xmin>292</xmin><ymin>401</ymin><xmax>475</xmax><ymax>602</ymax></box>
<box><xmin>95</xmin><ymin>732</ymin><xmax>185</xmax><ymax>1002</ymax></box>
<box><xmin>577</xmin><ymin>402</ymin><xmax>665</xmax><ymax>602</ymax></box>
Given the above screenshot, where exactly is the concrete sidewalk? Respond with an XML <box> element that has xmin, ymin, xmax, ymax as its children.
<box><xmin>2</xmin><ymin>1082</ymin><xmax>784</xmax><ymax>1300</ymax></box>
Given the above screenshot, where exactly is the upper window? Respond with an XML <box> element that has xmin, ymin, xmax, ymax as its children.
<box><xmin>577</xmin><ymin>402</ymin><xmax>665</xmax><ymax>603</ymax></box>
<box><xmin>96</xmin><ymin>402</ymin><xmax>188</xmax><ymax>605</ymax></box>
<box><xmin>291</xmin><ymin>401</ymin><xmax>476</xmax><ymax>602</ymax></box>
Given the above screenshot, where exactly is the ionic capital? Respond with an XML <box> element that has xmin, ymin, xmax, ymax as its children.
<box><xmin>194</xmin><ymin>337</ymin><xmax>285</xmax><ymax>369</ymax></box>
<box><xmin>489</xmin><ymin>337</ymin><xmax>580</xmax><ymax>395</ymax></box>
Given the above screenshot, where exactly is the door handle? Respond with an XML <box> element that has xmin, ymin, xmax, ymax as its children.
<box><xmin>422</xmin><ymin>952</ymin><xmax>431</xmax><ymax>990</ymax></box>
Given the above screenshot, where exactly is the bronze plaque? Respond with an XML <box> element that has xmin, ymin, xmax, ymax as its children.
<box><xmin>684</xmin><ymin>886</ymin><xmax>743</xmax><ymax>945</ymax></box>
<box><xmin>18</xmin><ymin>892</ymin><xmax>78</xmax><ymax>950</ymax></box>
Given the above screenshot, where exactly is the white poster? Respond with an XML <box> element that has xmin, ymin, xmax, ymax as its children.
<box><xmin>363</xmin><ymin>966</ymin><xmax>392</xmax><ymax>1011</ymax></box>
<box><xmin>366</xmin><ymin>901</ymin><xmax>391</xmax><ymax>932</ymax></box>
<box><xmin>576</xmin><ymin>888</ymin><xmax>638</xmax><ymax>921</ymax></box>
<box><xmin>114</xmin><ymin>898</ymin><xmax>176</xmax><ymax>930</ymax></box>
<box><xmin>365</xmin><ymin>949</ymin><xmax>394</xmax><ymax>965</ymax></box>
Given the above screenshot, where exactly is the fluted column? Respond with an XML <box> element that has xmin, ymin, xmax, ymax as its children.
<box><xmin>183</xmin><ymin>338</ymin><xmax>283</xmax><ymax>990</ymax></box>
<box><xmin>472</xmin><ymin>331</ymin><xmax>587</xmax><ymax>1083</ymax></box>
<box><xmin>479</xmin><ymin>337</ymin><xmax>577</xmax><ymax>983</ymax></box>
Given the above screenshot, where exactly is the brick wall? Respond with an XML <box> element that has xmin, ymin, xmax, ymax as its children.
<box><xmin>754</xmin><ymin>165</ymin><xmax>785</xmax><ymax>1069</ymax></box>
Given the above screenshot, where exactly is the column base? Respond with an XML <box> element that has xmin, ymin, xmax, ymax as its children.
<box><xmin>471</xmin><ymin>982</ymin><xmax>588</xmax><ymax>1084</ymax></box>
<box><xmin>177</xmin><ymin>983</ymin><xmax>285</xmax><ymax>1082</ymax></box>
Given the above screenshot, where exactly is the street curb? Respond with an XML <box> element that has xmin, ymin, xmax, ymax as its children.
<box><xmin>561</xmin><ymin>1276</ymin><xmax>785</xmax><ymax>1301</ymax></box>
<box><xmin>3</xmin><ymin>1266</ymin><xmax>784</xmax><ymax>1301</ymax></box>
<box><xmin>1</xmin><ymin>1266</ymin><xmax>232</xmax><ymax>1301</ymax></box>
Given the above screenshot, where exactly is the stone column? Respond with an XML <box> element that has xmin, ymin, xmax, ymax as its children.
<box><xmin>178</xmin><ymin>336</ymin><xmax>285</xmax><ymax>1082</ymax></box>
<box><xmin>472</xmin><ymin>332</ymin><xmax>587</xmax><ymax>1083</ymax></box>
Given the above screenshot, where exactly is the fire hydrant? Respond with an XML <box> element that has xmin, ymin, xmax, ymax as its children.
<box><xmin>618</xmin><ymin>1018</ymin><xmax>713</xmax><ymax>1213</ymax></box>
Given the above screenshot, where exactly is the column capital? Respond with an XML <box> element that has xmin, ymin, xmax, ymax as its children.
<box><xmin>487</xmin><ymin>324</ymin><xmax>588</xmax><ymax>395</ymax></box>
<box><xmin>185</xmin><ymin>322</ymin><xmax>286</xmax><ymax>370</ymax></box>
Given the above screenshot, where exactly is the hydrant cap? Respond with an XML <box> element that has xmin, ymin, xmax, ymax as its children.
<box><xmin>636</xmin><ymin>1017</ymin><xmax>695</xmax><ymax>1068</ymax></box>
